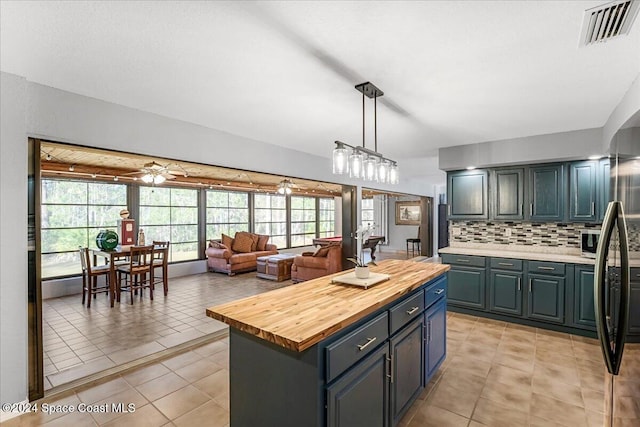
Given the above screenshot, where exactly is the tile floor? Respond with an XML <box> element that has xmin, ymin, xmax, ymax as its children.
<box><xmin>8</xmin><ymin>311</ymin><xmax>640</xmax><ymax>426</ymax></box>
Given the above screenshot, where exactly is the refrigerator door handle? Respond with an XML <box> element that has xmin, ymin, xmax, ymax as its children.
<box><xmin>594</xmin><ymin>201</ymin><xmax>630</xmax><ymax>376</ymax></box>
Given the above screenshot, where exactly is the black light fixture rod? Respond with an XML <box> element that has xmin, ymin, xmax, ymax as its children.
<box><xmin>374</xmin><ymin>94</ymin><xmax>378</xmax><ymax>153</ymax></box>
<box><xmin>362</xmin><ymin>92</ymin><xmax>366</xmax><ymax>148</ymax></box>
<box><xmin>334</xmin><ymin>140</ymin><xmax>395</xmax><ymax>164</ymax></box>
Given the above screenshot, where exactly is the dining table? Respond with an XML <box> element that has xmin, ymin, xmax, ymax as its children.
<box><xmin>93</xmin><ymin>245</ymin><xmax>167</xmax><ymax>307</ymax></box>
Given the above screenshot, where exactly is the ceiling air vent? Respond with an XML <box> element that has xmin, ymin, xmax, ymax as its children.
<box><xmin>579</xmin><ymin>0</ymin><xmax>640</xmax><ymax>46</ymax></box>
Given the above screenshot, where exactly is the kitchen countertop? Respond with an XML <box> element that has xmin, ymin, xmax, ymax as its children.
<box><xmin>206</xmin><ymin>260</ymin><xmax>450</xmax><ymax>352</ymax></box>
<box><xmin>439</xmin><ymin>244</ymin><xmax>640</xmax><ymax>267</ymax></box>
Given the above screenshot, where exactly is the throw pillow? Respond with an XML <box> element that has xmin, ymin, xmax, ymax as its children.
<box><xmin>221</xmin><ymin>234</ymin><xmax>234</xmax><ymax>250</ymax></box>
<box><xmin>313</xmin><ymin>246</ymin><xmax>331</xmax><ymax>257</ymax></box>
<box><xmin>209</xmin><ymin>240</ymin><xmax>226</xmax><ymax>249</ymax></box>
<box><xmin>232</xmin><ymin>232</ymin><xmax>255</xmax><ymax>253</ymax></box>
<box><xmin>256</xmin><ymin>234</ymin><xmax>270</xmax><ymax>251</ymax></box>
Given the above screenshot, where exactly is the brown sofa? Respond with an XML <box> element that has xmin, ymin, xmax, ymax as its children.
<box><xmin>206</xmin><ymin>232</ymin><xmax>278</xmax><ymax>276</ymax></box>
<box><xmin>291</xmin><ymin>243</ymin><xmax>342</xmax><ymax>283</ymax></box>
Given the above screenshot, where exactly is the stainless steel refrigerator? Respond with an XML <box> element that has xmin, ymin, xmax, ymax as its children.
<box><xmin>594</xmin><ymin>143</ymin><xmax>640</xmax><ymax>426</ymax></box>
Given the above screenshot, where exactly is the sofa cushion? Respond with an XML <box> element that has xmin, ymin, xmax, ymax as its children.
<box><xmin>256</xmin><ymin>234</ymin><xmax>270</xmax><ymax>251</ymax></box>
<box><xmin>232</xmin><ymin>232</ymin><xmax>255</xmax><ymax>253</ymax></box>
<box><xmin>222</xmin><ymin>234</ymin><xmax>234</xmax><ymax>250</ymax></box>
<box><xmin>228</xmin><ymin>252</ymin><xmax>256</xmax><ymax>265</ymax></box>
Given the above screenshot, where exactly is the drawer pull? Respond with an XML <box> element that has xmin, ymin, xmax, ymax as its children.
<box><xmin>498</xmin><ymin>262</ymin><xmax>514</xmax><ymax>266</ymax></box>
<box><xmin>456</xmin><ymin>259</ymin><xmax>470</xmax><ymax>263</ymax></box>
<box><xmin>591</xmin><ymin>202</ymin><xmax>595</xmax><ymax>216</ymax></box>
<box><xmin>529</xmin><ymin>279</ymin><xmax>532</xmax><ymax>293</ymax></box>
<box><xmin>518</xmin><ymin>277</ymin><xmax>521</xmax><ymax>291</ymax></box>
<box><xmin>357</xmin><ymin>337</ymin><xmax>377</xmax><ymax>351</ymax></box>
<box><xmin>406</xmin><ymin>306</ymin><xmax>420</xmax><ymax>315</ymax></box>
<box><xmin>434</xmin><ymin>289</ymin><xmax>445</xmax><ymax>295</ymax></box>
<box><xmin>538</xmin><ymin>266</ymin><xmax>555</xmax><ymax>271</ymax></box>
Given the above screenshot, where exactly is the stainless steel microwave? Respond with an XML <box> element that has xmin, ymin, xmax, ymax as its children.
<box><xmin>581</xmin><ymin>229</ymin><xmax>600</xmax><ymax>258</ymax></box>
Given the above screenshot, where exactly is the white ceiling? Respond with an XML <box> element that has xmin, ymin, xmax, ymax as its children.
<box><xmin>1</xmin><ymin>1</ymin><xmax>639</xmax><ymax>162</ymax></box>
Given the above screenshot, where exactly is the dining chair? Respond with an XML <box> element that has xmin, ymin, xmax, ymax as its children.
<box><xmin>152</xmin><ymin>241</ymin><xmax>170</xmax><ymax>296</ymax></box>
<box><xmin>406</xmin><ymin>226</ymin><xmax>421</xmax><ymax>257</ymax></box>
<box><xmin>117</xmin><ymin>245</ymin><xmax>154</xmax><ymax>304</ymax></box>
<box><xmin>79</xmin><ymin>247</ymin><xmax>110</xmax><ymax>308</ymax></box>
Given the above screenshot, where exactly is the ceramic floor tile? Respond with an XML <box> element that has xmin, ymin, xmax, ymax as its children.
<box><xmin>407</xmin><ymin>403</ymin><xmax>470</xmax><ymax>427</ymax></box>
<box><xmin>532</xmin><ymin>375</ymin><xmax>585</xmax><ymax>408</ymax></box>
<box><xmin>530</xmin><ymin>392</ymin><xmax>589</xmax><ymax>427</ymax></box>
<box><xmin>135</xmin><ymin>372</ymin><xmax>189</xmax><ymax>402</ymax></box>
<box><xmin>76</xmin><ymin>377</ymin><xmax>132</xmax><ymax>404</ymax></box>
<box><xmin>486</xmin><ymin>364</ymin><xmax>533</xmax><ymax>389</ymax></box>
<box><xmin>101</xmin><ymin>403</ymin><xmax>169</xmax><ymax>427</ymax></box>
<box><xmin>122</xmin><ymin>362</ymin><xmax>171</xmax><ymax>386</ymax></box>
<box><xmin>152</xmin><ymin>385</ymin><xmax>211</xmax><ymax>420</ymax></box>
<box><xmin>480</xmin><ymin>378</ymin><xmax>533</xmax><ymax>412</ymax></box>
<box><xmin>427</xmin><ymin>380</ymin><xmax>482</xmax><ymax>418</ymax></box>
<box><xmin>534</xmin><ymin>360</ymin><xmax>581</xmax><ymax>387</ymax></box>
<box><xmin>172</xmin><ymin>400</ymin><xmax>229</xmax><ymax>427</ymax></box>
<box><xmin>192</xmin><ymin>369</ymin><xmax>229</xmax><ymax>399</ymax></box>
<box><xmin>471</xmin><ymin>397</ymin><xmax>529</xmax><ymax>427</ymax></box>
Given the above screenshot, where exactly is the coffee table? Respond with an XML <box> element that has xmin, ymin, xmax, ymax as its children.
<box><xmin>256</xmin><ymin>253</ymin><xmax>297</xmax><ymax>281</ymax></box>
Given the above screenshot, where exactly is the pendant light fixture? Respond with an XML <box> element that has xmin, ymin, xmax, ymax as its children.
<box><xmin>332</xmin><ymin>82</ymin><xmax>399</xmax><ymax>185</ymax></box>
<box><xmin>277</xmin><ymin>179</ymin><xmax>293</xmax><ymax>195</ymax></box>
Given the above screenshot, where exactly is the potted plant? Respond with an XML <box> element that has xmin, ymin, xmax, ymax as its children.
<box><xmin>347</xmin><ymin>223</ymin><xmax>376</xmax><ymax>279</ymax></box>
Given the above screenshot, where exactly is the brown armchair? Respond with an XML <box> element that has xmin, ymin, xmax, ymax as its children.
<box><xmin>291</xmin><ymin>243</ymin><xmax>342</xmax><ymax>283</ymax></box>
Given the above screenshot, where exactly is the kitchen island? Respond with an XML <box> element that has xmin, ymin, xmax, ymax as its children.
<box><xmin>206</xmin><ymin>259</ymin><xmax>450</xmax><ymax>427</ymax></box>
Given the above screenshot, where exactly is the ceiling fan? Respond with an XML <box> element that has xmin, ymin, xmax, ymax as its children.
<box><xmin>127</xmin><ymin>161</ymin><xmax>189</xmax><ymax>184</ymax></box>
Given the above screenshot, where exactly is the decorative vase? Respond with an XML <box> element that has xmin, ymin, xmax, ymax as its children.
<box><xmin>355</xmin><ymin>266</ymin><xmax>370</xmax><ymax>279</ymax></box>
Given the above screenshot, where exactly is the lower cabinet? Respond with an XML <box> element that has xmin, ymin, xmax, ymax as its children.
<box><xmin>629</xmin><ymin>268</ymin><xmax>640</xmax><ymax>336</ymax></box>
<box><xmin>390</xmin><ymin>318</ymin><xmax>424</xmax><ymax>426</ymax></box>
<box><xmin>425</xmin><ymin>298</ymin><xmax>447</xmax><ymax>380</ymax></box>
<box><xmin>442</xmin><ymin>254</ymin><xmax>486</xmax><ymax>310</ymax></box>
<box><xmin>526</xmin><ymin>274</ymin><xmax>565</xmax><ymax>324</ymax></box>
<box><xmin>326</xmin><ymin>277</ymin><xmax>448</xmax><ymax>427</ymax></box>
<box><xmin>489</xmin><ymin>270</ymin><xmax>523</xmax><ymax>316</ymax></box>
<box><xmin>573</xmin><ymin>265</ymin><xmax>596</xmax><ymax>329</ymax></box>
<box><xmin>327</xmin><ymin>344</ymin><xmax>390</xmax><ymax>427</ymax></box>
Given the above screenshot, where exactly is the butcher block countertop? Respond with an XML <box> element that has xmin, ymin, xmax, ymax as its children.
<box><xmin>206</xmin><ymin>260</ymin><xmax>450</xmax><ymax>352</ymax></box>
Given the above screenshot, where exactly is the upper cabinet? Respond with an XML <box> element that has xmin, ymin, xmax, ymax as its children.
<box><xmin>598</xmin><ymin>158</ymin><xmax>610</xmax><ymax>222</ymax></box>
<box><xmin>527</xmin><ymin>164</ymin><xmax>565</xmax><ymax>222</ymax></box>
<box><xmin>491</xmin><ymin>168</ymin><xmax>524</xmax><ymax>220</ymax></box>
<box><xmin>569</xmin><ymin>161</ymin><xmax>597</xmax><ymax>222</ymax></box>
<box><xmin>447</xmin><ymin>169</ymin><xmax>488</xmax><ymax>220</ymax></box>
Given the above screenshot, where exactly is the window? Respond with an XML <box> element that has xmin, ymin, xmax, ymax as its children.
<box><xmin>41</xmin><ymin>179</ymin><xmax>127</xmax><ymax>278</ymax></box>
<box><xmin>139</xmin><ymin>186</ymin><xmax>198</xmax><ymax>262</ymax></box>
<box><xmin>290</xmin><ymin>196</ymin><xmax>316</xmax><ymax>247</ymax></box>
<box><xmin>254</xmin><ymin>193</ymin><xmax>286</xmax><ymax>249</ymax></box>
<box><xmin>362</xmin><ymin>198</ymin><xmax>375</xmax><ymax>225</ymax></box>
<box><xmin>318</xmin><ymin>198</ymin><xmax>335</xmax><ymax>238</ymax></box>
<box><xmin>206</xmin><ymin>190</ymin><xmax>249</xmax><ymax>240</ymax></box>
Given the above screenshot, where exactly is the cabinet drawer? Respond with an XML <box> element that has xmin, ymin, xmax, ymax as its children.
<box><xmin>632</xmin><ymin>268</ymin><xmax>640</xmax><ymax>284</ymax></box>
<box><xmin>326</xmin><ymin>312</ymin><xmax>389</xmax><ymax>383</ymax></box>
<box><xmin>490</xmin><ymin>258</ymin><xmax>523</xmax><ymax>271</ymax></box>
<box><xmin>390</xmin><ymin>290</ymin><xmax>424</xmax><ymax>335</ymax></box>
<box><xmin>528</xmin><ymin>261</ymin><xmax>565</xmax><ymax>276</ymax></box>
<box><xmin>441</xmin><ymin>254</ymin><xmax>486</xmax><ymax>268</ymax></box>
<box><xmin>425</xmin><ymin>276</ymin><xmax>447</xmax><ymax>309</ymax></box>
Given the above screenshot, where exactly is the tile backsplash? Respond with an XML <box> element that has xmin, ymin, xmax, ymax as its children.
<box><xmin>451</xmin><ymin>221</ymin><xmax>640</xmax><ymax>251</ymax></box>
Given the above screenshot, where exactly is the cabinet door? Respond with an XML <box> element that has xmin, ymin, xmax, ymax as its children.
<box><xmin>490</xmin><ymin>270</ymin><xmax>523</xmax><ymax>316</ymax></box>
<box><xmin>526</xmin><ymin>274</ymin><xmax>565</xmax><ymax>324</ymax></box>
<box><xmin>447</xmin><ymin>170</ymin><xmax>488</xmax><ymax>219</ymax></box>
<box><xmin>573</xmin><ymin>266</ymin><xmax>596</xmax><ymax>330</ymax></box>
<box><xmin>425</xmin><ymin>298</ymin><xmax>446</xmax><ymax>382</ymax></box>
<box><xmin>492</xmin><ymin>168</ymin><xmax>524</xmax><ymax>220</ymax></box>
<box><xmin>390</xmin><ymin>318</ymin><xmax>424</xmax><ymax>426</ymax></box>
<box><xmin>598</xmin><ymin>159</ymin><xmax>610</xmax><ymax>222</ymax></box>
<box><xmin>327</xmin><ymin>344</ymin><xmax>390</xmax><ymax>427</ymax></box>
<box><xmin>629</xmin><ymin>269</ymin><xmax>640</xmax><ymax>335</ymax></box>
<box><xmin>528</xmin><ymin>164</ymin><xmax>565</xmax><ymax>221</ymax></box>
<box><xmin>447</xmin><ymin>267</ymin><xmax>486</xmax><ymax>309</ymax></box>
<box><xmin>569</xmin><ymin>161</ymin><xmax>597</xmax><ymax>222</ymax></box>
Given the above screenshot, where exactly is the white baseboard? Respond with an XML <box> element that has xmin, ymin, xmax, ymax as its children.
<box><xmin>0</xmin><ymin>398</ymin><xmax>29</xmax><ymax>422</ymax></box>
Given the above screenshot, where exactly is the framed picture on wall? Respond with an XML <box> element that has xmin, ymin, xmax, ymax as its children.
<box><xmin>395</xmin><ymin>201</ymin><xmax>421</xmax><ymax>225</ymax></box>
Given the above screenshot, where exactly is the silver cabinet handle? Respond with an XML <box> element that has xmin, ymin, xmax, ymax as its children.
<box><xmin>389</xmin><ymin>354</ymin><xmax>394</xmax><ymax>383</ymax></box>
<box><xmin>428</xmin><ymin>321</ymin><xmax>432</xmax><ymax>343</ymax></box>
<box><xmin>435</xmin><ymin>289</ymin><xmax>445</xmax><ymax>295</ymax></box>
<box><xmin>538</xmin><ymin>266</ymin><xmax>555</xmax><ymax>271</ymax></box>
<box><xmin>499</xmin><ymin>262</ymin><xmax>513</xmax><ymax>266</ymax></box>
<box><xmin>530</xmin><ymin>204</ymin><xmax>533</xmax><ymax>216</ymax></box>
<box><xmin>591</xmin><ymin>202</ymin><xmax>595</xmax><ymax>216</ymax></box>
<box><xmin>456</xmin><ymin>259</ymin><xmax>470</xmax><ymax>263</ymax></box>
<box><xmin>529</xmin><ymin>279</ymin><xmax>532</xmax><ymax>293</ymax></box>
<box><xmin>406</xmin><ymin>306</ymin><xmax>420</xmax><ymax>315</ymax></box>
<box><xmin>448</xmin><ymin>204</ymin><xmax>451</xmax><ymax>216</ymax></box>
<box><xmin>518</xmin><ymin>277</ymin><xmax>521</xmax><ymax>291</ymax></box>
<box><xmin>357</xmin><ymin>337</ymin><xmax>377</xmax><ymax>351</ymax></box>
